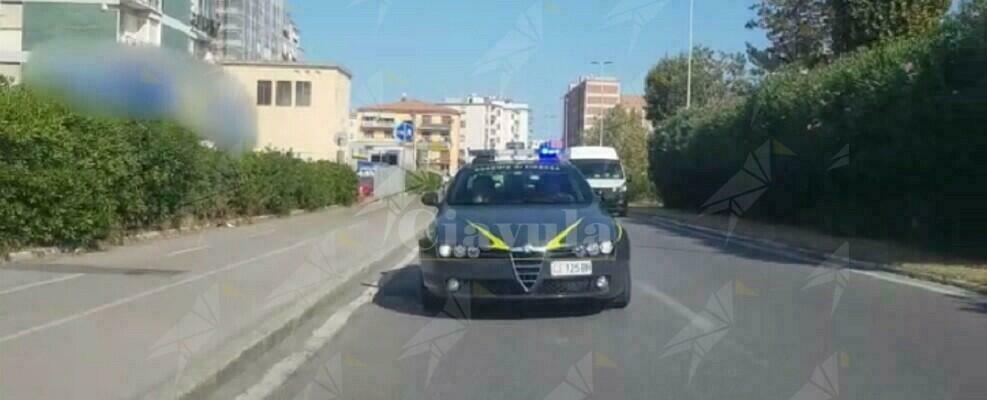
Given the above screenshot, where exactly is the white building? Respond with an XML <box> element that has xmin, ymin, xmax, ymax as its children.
<box><xmin>215</xmin><ymin>0</ymin><xmax>300</xmax><ymax>61</ymax></box>
<box><xmin>441</xmin><ymin>95</ymin><xmax>530</xmax><ymax>159</ymax></box>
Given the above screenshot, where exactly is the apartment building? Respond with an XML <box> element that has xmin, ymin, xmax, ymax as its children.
<box><xmin>221</xmin><ymin>61</ymin><xmax>351</xmax><ymax>161</ymax></box>
<box><xmin>353</xmin><ymin>98</ymin><xmax>463</xmax><ymax>175</ymax></box>
<box><xmin>441</xmin><ymin>95</ymin><xmax>530</xmax><ymax>157</ymax></box>
<box><xmin>0</xmin><ymin>0</ymin><xmax>221</xmax><ymax>82</ymax></box>
<box><xmin>214</xmin><ymin>0</ymin><xmax>301</xmax><ymax>62</ymax></box>
<box><xmin>619</xmin><ymin>94</ymin><xmax>652</xmax><ymax>132</ymax></box>
<box><xmin>562</xmin><ymin>76</ymin><xmax>621</xmax><ymax>147</ymax></box>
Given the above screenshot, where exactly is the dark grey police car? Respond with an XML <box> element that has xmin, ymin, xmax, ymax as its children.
<box><xmin>418</xmin><ymin>160</ymin><xmax>631</xmax><ymax>312</ymax></box>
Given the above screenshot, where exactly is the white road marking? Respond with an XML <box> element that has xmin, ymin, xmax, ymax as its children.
<box><xmin>634</xmin><ymin>280</ymin><xmax>714</xmax><ymax>330</ymax></box>
<box><xmin>0</xmin><ymin>238</ymin><xmax>316</xmax><ymax>344</ymax></box>
<box><xmin>0</xmin><ymin>273</ymin><xmax>86</xmax><ymax>296</ymax></box>
<box><xmin>851</xmin><ymin>270</ymin><xmax>978</xmax><ymax>298</ymax></box>
<box><xmin>235</xmin><ymin>250</ymin><xmax>418</xmax><ymax>400</ymax></box>
<box><xmin>166</xmin><ymin>245</ymin><xmax>210</xmax><ymax>257</ymax></box>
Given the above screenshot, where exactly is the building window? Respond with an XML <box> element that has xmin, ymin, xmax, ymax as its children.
<box><xmin>295</xmin><ymin>81</ymin><xmax>311</xmax><ymax>106</ymax></box>
<box><xmin>276</xmin><ymin>81</ymin><xmax>292</xmax><ymax>106</ymax></box>
<box><xmin>257</xmin><ymin>80</ymin><xmax>272</xmax><ymax>105</ymax></box>
<box><xmin>423</xmin><ymin>115</ymin><xmax>433</xmax><ymax>124</ymax></box>
<box><xmin>442</xmin><ymin>115</ymin><xmax>452</xmax><ymax>125</ymax></box>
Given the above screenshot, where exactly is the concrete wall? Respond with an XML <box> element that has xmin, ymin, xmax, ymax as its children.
<box><xmin>222</xmin><ymin>63</ymin><xmax>351</xmax><ymax>161</ymax></box>
<box><xmin>0</xmin><ymin>2</ymin><xmax>23</xmax><ymax>53</ymax></box>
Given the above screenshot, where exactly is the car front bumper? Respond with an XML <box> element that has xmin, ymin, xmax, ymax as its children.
<box><xmin>420</xmin><ymin>255</ymin><xmax>630</xmax><ymax>301</ymax></box>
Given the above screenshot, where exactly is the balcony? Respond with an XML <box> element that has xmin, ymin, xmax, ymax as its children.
<box><xmin>191</xmin><ymin>13</ymin><xmax>220</xmax><ymax>38</ymax></box>
<box><xmin>121</xmin><ymin>0</ymin><xmax>161</xmax><ymax>13</ymax></box>
<box><xmin>361</xmin><ymin>119</ymin><xmax>396</xmax><ymax>129</ymax></box>
<box><xmin>419</xmin><ymin>122</ymin><xmax>452</xmax><ymax>131</ymax></box>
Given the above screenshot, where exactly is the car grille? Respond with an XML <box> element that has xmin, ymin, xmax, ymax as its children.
<box><xmin>540</xmin><ymin>278</ymin><xmax>597</xmax><ymax>294</ymax></box>
<box><xmin>510</xmin><ymin>251</ymin><xmax>542</xmax><ymax>291</ymax></box>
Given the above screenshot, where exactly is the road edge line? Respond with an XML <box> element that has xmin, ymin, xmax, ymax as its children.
<box><xmin>234</xmin><ymin>250</ymin><xmax>417</xmax><ymax>400</ymax></box>
<box><xmin>649</xmin><ymin>215</ymin><xmax>983</xmax><ymax>298</ymax></box>
<box><xmin>171</xmin><ymin>240</ymin><xmax>421</xmax><ymax>400</ymax></box>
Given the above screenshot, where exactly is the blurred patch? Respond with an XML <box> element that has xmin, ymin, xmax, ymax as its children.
<box><xmin>24</xmin><ymin>40</ymin><xmax>256</xmax><ymax>153</ymax></box>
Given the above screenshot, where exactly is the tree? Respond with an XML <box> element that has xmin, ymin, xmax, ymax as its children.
<box><xmin>831</xmin><ymin>0</ymin><xmax>951</xmax><ymax>53</ymax></box>
<box><xmin>746</xmin><ymin>0</ymin><xmax>951</xmax><ymax>71</ymax></box>
<box><xmin>583</xmin><ymin>106</ymin><xmax>657</xmax><ymax>201</ymax></box>
<box><xmin>643</xmin><ymin>46</ymin><xmax>751</xmax><ymax>126</ymax></box>
<box><xmin>746</xmin><ymin>0</ymin><xmax>833</xmax><ymax>70</ymax></box>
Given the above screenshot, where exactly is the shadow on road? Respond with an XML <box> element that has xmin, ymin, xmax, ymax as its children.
<box><xmin>371</xmin><ymin>264</ymin><xmax>605</xmax><ymax>320</ymax></box>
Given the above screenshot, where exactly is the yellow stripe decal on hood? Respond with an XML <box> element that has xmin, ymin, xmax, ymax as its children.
<box><xmin>545</xmin><ymin>218</ymin><xmax>584</xmax><ymax>251</ymax></box>
<box><xmin>616</xmin><ymin>223</ymin><xmax>623</xmax><ymax>242</ymax></box>
<box><xmin>467</xmin><ymin>221</ymin><xmax>510</xmax><ymax>251</ymax></box>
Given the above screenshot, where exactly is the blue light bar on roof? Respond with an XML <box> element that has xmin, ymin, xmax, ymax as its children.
<box><xmin>537</xmin><ymin>142</ymin><xmax>560</xmax><ymax>160</ymax></box>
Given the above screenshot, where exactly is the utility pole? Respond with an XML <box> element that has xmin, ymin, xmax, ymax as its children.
<box><xmin>686</xmin><ymin>0</ymin><xmax>694</xmax><ymax>109</ymax></box>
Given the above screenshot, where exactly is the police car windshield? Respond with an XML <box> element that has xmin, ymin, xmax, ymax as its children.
<box><xmin>570</xmin><ymin>159</ymin><xmax>623</xmax><ymax>179</ymax></box>
<box><xmin>447</xmin><ymin>164</ymin><xmax>594</xmax><ymax>205</ymax></box>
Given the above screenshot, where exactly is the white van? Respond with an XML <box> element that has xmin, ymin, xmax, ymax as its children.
<box><xmin>564</xmin><ymin>146</ymin><xmax>628</xmax><ymax>216</ymax></box>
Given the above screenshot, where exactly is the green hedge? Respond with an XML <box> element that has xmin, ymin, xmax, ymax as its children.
<box><xmin>0</xmin><ymin>86</ymin><xmax>356</xmax><ymax>250</ymax></box>
<box><xmin>649</xmin><ymin>13</ymin><xmax>987</xmax><ymax>254</ymax></box>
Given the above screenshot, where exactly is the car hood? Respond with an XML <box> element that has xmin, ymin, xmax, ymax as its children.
<box><xmin>433</xmin><ymin>204</ymin><xmax>617</xmax><ymax>249</ymax></box>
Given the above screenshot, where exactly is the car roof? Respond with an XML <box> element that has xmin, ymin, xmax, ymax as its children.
<box><xmin>564</xmin><ymin>146</ymin><xmax>619</xmax><ymax>160</ymax></box>
<box><xmin>464</xmin><ymin>160</ymin><xmax>572</xmax><ymax>170</ymax></box>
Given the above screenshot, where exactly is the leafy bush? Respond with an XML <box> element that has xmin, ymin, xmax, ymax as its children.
<box><xmin>0</xmin><ymin>86</ymin><xmax>357</xmax><ymax>250</ymax></box>
<box><xmin>649</xmin><ymin>12</ymin><xmax>987</xmax><ymax>253</ymax></box>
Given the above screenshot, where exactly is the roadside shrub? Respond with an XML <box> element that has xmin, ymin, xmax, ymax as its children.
<box><xmin>649</xmin><ymin>12</ymin><xmax>987</xmax><ymax>254</ymax></box>
<box><xmin>0</xmin><ymin>87</ymin><xmax>358</xmax><ymax>250</ymax></box>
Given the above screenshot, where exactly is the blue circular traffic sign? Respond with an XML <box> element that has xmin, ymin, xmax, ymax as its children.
<box><xmin>394</xmin><ymin>121</ymin><xmax>414</xmax><ymax>142</ymax></box>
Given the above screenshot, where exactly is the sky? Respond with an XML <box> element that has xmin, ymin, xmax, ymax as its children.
<box><xmin>291</xmin><ymin>0</ymin><xmax>769</xmax><ymax>140</ymax></box>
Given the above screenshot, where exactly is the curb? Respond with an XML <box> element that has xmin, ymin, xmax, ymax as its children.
<box><xmin>1</xmin><ymin>207</ymin><xmax>338</xmax><ymax>265</ymax></box>
<box><xmin>171</xmin><ymin>238</ymin><xmax>421</xmax><ymax>400</ymax></box>
<box><xmin>649</xmin><ymin>215</ymin><xmax>986</xmax><ymax>296</ymax></box>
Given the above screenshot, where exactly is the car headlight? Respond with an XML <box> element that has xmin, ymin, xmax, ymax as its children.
<box><xmin>573</xmin><ymin>245</ymin><xmax>587</xmax><ymax>258</ymax></box>
<box><xmin>438</xmin><ymin>244</ymin><xmax>452</xmax><ymax>258</ymax></box>
<box><xmin>600</xmin><ymin>240</ymin><xmax>614</xmax><ymax>255</ymax></box>
<box><xmin>467</xmin><ymin>246</ymin><xmax>480</xmax><ymax>258</ymax></box>
<box><xmin>586</xmin><ymin>242</ymin><xmax>601</xmax><ymax>256</ymax></box>
<box><xmin>615</xmin><ymin>183</ymin><xmax>627</xmax><ymax>193</ymax></box>
<box><xmin>453</xmin><ymin>245</ymin><xmax>467</xmax><ymax>258</ymax></box>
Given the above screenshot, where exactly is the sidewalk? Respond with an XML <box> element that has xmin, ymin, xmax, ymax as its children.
<box><xmin>632</xmin><ymin>207</ymin><xmax>987</xmax><ymax>294</ymax></box>
<box><xmin>0</xmin><ymin>194</ymin><xmax>431</xmax><ymax>400</ymax></box>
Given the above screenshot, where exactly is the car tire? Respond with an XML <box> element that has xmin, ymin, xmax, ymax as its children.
<box><xmin>609</xmin><ymin>279</ymin><xmax>631</xmax><ymax>309</ymax></box>
<box><xmin>617</xmin><ymin>209</ymin><xmax>628</xmax><ymax>217</ymax></box>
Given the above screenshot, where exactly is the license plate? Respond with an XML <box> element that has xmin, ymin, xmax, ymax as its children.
<box><xmin>550</xmin><ymin>260</ymin><xmax>592</xmax><ymax>277</ymax></box>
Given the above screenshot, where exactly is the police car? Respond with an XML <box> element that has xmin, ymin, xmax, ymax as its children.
<box><xmin>417</xmin><ymin>146</ymin><xmax>631</xmax><ymax>311</ymax></box>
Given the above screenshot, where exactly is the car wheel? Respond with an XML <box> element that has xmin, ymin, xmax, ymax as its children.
<box><xmin>609</xmin><ymin>279</ymin><xmax>631</xmax><ymax>309</ymax></box>
<box><xmin>617</xmin><ymin>209</ymin><xmax>628</xmax><ymax>217</ymax></box>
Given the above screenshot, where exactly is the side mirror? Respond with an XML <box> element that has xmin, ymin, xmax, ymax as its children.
<box><xmin>421</xmin><ymin>191</ymin><xmax>440</xmax><ymax>207</ymax></box>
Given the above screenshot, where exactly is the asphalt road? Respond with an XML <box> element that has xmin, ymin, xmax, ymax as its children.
<box><xmin>269</xmin><ymin>210</ymin><xmax>987</xmax><ymax>400</ymax></box>
<box><xmin>0</xmin><ymin>195</ymin><xmax>430</xmax><ymax>400</ymax></box>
